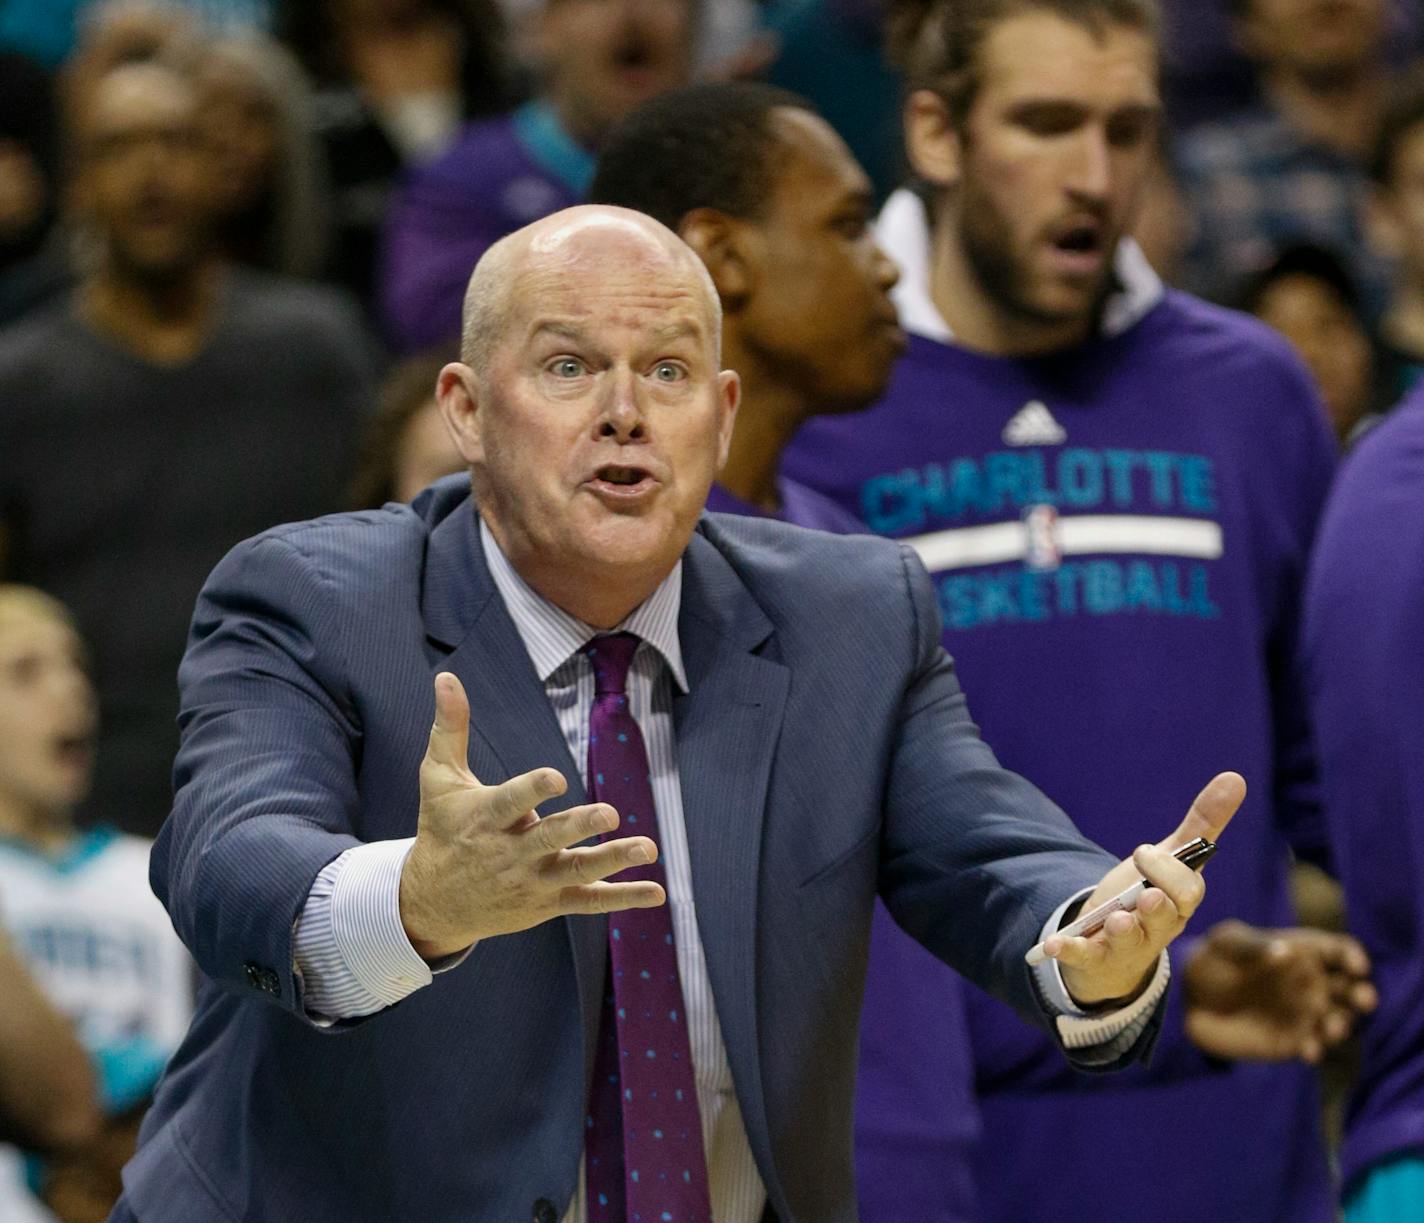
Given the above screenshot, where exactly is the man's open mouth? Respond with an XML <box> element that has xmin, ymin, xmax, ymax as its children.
<box><xmin>596</xmin><ymin>465</ymin><xmax>651</xmax><ymax>486</ymax></box>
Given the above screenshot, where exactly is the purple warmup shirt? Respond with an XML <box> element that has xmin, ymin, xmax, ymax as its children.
<box><xmin>782</xmin><ymin>292</ymin><xmax>1339</xmax><ymax>1223</ymax></box>
<box><xmin>379</xmin><ymin>105</ymin><xmax>586</xmax><ymax>352</ymax></box>
<box><xmin>703</xmin><ymin>480</ymin><xmax>979</xmax><ymax>1222</ymax></box>
<box><xmin>1304</xmin><ymin>392</ymin><xmax>1424</xmax><ymax>1194</ymax></box>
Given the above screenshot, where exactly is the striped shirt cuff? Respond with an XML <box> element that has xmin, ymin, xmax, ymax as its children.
<box><xmin>294</xmin><ymin>838</ymin><xmax>435</xmax><ymax>1022</ymax></box>
<box><xmin>1032</xmin><ymin>886</ymin><xmax>1171</xmax><ymax>1053</ymax></box>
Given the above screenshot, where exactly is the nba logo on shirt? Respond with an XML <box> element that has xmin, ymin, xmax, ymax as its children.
<box><xmin>1023</xmin><ymin>504</ymin><xmax>1061</xmax><ymax>571</ymax></box>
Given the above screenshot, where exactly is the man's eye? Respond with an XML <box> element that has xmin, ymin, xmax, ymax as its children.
<box><xmin>653</xmin><ymin>362</ymin><xmax>685</xmax><ymax>382</ymax></box>
<box><xmin>551</xmin><ymin>358</ymin><xmax>584</xmax><ymax>377</ymax></box>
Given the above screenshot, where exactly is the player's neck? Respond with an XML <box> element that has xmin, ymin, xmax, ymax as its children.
<box><xmin>79</xmin><ymin>258</ymin><xmax>222</xmax><ymax>366</ymax></box>
<box><xmin>716</xmin><ymin>333</ymin><xmax>812</xmax><ymax>514</ymax></box>
<box><xmin>929</xmin><ymin>216</ymin><xmax>1094</xmax><ymax>358</ymax></box>
<box><xmin>1262</xmin><ymin>63</ymin><xmax>1386</xmax><ymax>160</ymax></box>
<box><xmin>0</xmin><ymin>793</ymin><xmax>74</xmax><ymax>855</ymax></box>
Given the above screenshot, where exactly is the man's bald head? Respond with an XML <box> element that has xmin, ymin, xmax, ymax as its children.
<box><xmin>459</xmin><ymin>205</ymin><xmax>723</xmax><ymax>379</ymax></box>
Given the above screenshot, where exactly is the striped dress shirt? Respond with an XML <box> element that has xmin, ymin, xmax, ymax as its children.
<box><xmin>292</xmin><ymin>520</ymin><xmax>1167</xmax><ymax>1219</ymax></box>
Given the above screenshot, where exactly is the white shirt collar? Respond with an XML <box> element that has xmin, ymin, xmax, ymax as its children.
<box><xmin>479</xmin><ymin>519</ymin><xmax>688</xmax><ymax>693</ymax></box>
<box><xmin>877</xmin><ymin>187</ymin><xmax>1165</xmax><ymax>345</ymax></box>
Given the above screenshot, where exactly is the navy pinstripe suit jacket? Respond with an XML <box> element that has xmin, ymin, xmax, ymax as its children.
<box><xmin>120</xmin><ymin>475</ymin><xmax>1140</xmax><ymax>1222</ymax></box>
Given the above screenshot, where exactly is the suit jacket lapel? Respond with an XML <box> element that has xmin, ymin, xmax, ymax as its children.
<box><xmin>422</xmin><ymin>498</ymin><xmax>606</xmax><ymax>1082</ymax></box>
<box><xmin>675</xmin><ymin>528</ymin><xmax>790</xmax><ymax>1200</ymax></box>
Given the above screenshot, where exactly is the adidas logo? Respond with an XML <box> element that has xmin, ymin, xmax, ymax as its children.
<box><xmin>1002</xmin><ymin>400</ymin><xmax>1067</xmax><ymax>446</ymax></box>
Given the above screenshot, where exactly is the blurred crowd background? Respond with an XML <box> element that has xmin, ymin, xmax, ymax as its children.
<box><xmin>0</xmin><ymin>0</ymin><xmax>1421</xmax><ymax>1219</ymax></box>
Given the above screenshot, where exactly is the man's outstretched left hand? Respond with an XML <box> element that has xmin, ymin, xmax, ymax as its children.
<box><xmin>1038</xmin><ymin>772</ymin><xmax>1247</xmax><ymax>1007</ymax></box>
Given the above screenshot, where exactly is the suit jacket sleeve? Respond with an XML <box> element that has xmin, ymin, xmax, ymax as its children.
<box><xmin>877</xmin><ymin>544</ymin><xmax>1163</xmax><ymax>1067</ymax></box>
<box><xmin>151</xmin><ymin>532</ymin><xmax>364</xmax><ymax>1022</ymax></box>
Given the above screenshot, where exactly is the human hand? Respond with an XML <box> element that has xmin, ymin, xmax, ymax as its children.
<box><xmin>1184</xmin><ymin>920</ymin><xmax>1376</xmax><ymax>1062</ymax></box>
<box><xmin>1042</xmin><ymin>772</ymin><xmax>1246</xmax><ymax>1007</ymax></box>
<box><xmin>398</xmin><ymin>672</ymin><xmax>665</xmax><ymax>959</ymax></box>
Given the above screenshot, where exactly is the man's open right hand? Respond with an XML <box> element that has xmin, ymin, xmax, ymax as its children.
<box><xmin>398</xmin><ymin>671</ymin><xmax>665</xmax><ymax>960</ymax></box>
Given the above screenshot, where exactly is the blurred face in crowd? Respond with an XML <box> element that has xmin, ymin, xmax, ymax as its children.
<box><xmin>1253</xmin><ymin>273</ymin><xmax>1373</xmax><ymax>441</ymax></box>
<box><xmin>1237</xmin><ymin>0</ymin><xmax>1387</xmax><ymax>82</ymax></box>
<box><xmin>393</xmin><ymin>397</ymin><xmax>465</xmax><ymax>500</ymax></box>
<box><xmin>1375</xmin><ymin>120</ymin><xmax>1424</xmax><ymax>280</ymax></box>
<box><xmin>909</xmin><ymin>11</ymin><xmax>1160</xmax><ymax>348</ymax></box>
<box><xmin>715</xmin><ymin>107</ymin><xmax>905</xmax><ymax>413</ymax></box>
<box><xmin>440</xmin><ymin>208</ymin><xmax>737</xmax><ymax>623</ymax></box>
<box><xmin>71</xmin><ymin>64</ymin><xmax>212</xmax><ymax>282</ymax></box>
<box><xmin>539</xmin><ymin>0</ymin><xmax>695</xmax><ymax>146</ymax></box>
<box><xmin>0</xmin><ymin>600</ymin><xmax>97</xmax><ymax>823</ymax></box>
<box><xmin>196</xmin><ymin>56</ymin><xmax>280</xmax><ymax>218</ymax></box>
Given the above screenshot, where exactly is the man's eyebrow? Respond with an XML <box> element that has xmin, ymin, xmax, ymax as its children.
<box><xmin>528</xmin><ymin>320</ymin><xmax>586</xmax><ymax>343</ymax></box>
<box><xmin>651</xmin><ymin>320</ymin><xmax>705</xmax><ymax>343</ymax></box>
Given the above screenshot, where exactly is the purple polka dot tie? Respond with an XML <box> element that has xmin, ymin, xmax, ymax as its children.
<box><xmin>582</xmin><ymin>633</ymin><xmax>712</xmax><ymax>1223</ymax></box>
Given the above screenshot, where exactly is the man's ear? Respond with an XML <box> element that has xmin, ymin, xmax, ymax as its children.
<box><xmin>435</xmin><ymin>362</ymin><xmax>484</xmax><ymax>466</ymax></box>
<box><xmin>679</xmin><ymin>208</ymin><xmax>753</xmax><ymax>311</ymax></box>
<box><xmin>904</xmin><ymin>89</ymin><xmax>962</xmax><ymax>190</ymax></box>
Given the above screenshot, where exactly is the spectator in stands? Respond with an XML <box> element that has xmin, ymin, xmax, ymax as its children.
<box><xmin>0</xmin><ymin>585</ymin><xmax>192</xmax><ymax>1223</ymax></box>
<box><xmin>379</xmin><ymin>0</ymin><xmax>697</xmax><ymax>351</ymax></box>
<box><xmin>194</xmin><ymin>32</ymin><xmax>332</xmax><ymax>279</ymax></box>
<box><xmin>348</xmin><ymin>348</ymin><xmax>464</xmax><ymax>508</ymax></box>
<box><xmin>1370</xmin><ymin>74</ymin><xmax>1424</xmax><ymax>404</ymax></box>
<box><xmin>1176</xmin><ymin>0</ymin><xmax>1397</xmax><ymax>307</ymax></box>
<box><xmin>60</xmin><ymin>2</ymin><xmax>204</xmax><ymax>121</ymax></box>
<box><xmin>1242</xmin><ymin>244</ymin><xmax>1378</xmax><ymax>444</ymax></box>
<box><xmin>0</xmin><ymin>52</ymin><xmax>68</xmax><ymax>327</ymax></box>
<box><xmin>0</xmin><ymin>60</ymin><xmax>374</xmax><ymax>837</ymax></box>
<box><xmin>276</xmin><ymin>0</ymin><xmax>511</xmax><ymax>314</ymax></box>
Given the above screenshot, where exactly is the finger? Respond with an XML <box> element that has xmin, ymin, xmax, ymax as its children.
<box><xmin>1320</xmin><ymin>1008</ymin><xmax>1352</xmax><ymax>1045</ymax></box>
<box><xmin>1314</xmin><ymin>931</ymin><xmax>1372</xmax><ymax>977</ymax></box>
<box><xmin>1042</xmin><ymin>931</ymin><xmax>1108</xmax><ymax>970</ymax></box>
<box><xmin>1134</xmin><ymin>845</ymin><xmax>1205</xmax><ymax>920</ymax></box>
<box><xmin>544</xmin><ymin>837</ymin><xmax>659</xmax><ymax>885</ymax></box>
<box><xmin>557</xmin><ymin>881</ymin><xmax>667</xmax><ymax>915</ymax></box>
<box><xmin>1159</xmin><ymin>771</ymin><xmax>1247</xmax><ymax>852</ymax></box>
<box><xmin>526</xmin><ymin>803</ymin><xmax>619</xmax><ymax>855</ymax></box>
<box><xmin>424</xmin><ymin>672</ymin><xmax>474</xmax><ymax>776</ymax></box>
<box><xmin>488</xmin><ymin>766</ymin><xmax>568</xmax><ymax>828</ymax></box>
<box><xmin>1130</xmin><ymin>885</ymin><xmax>1183</xmax><ymax>946</ymax></box>
<box><xmin>1350</xmin><ymin>981</ymin><xmax>1380</xmax><ymax>1014</ymax></box>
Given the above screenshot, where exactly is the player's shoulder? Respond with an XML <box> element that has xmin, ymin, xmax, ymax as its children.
<box><xmin>1337</xmin><ymin>390</ymin><xmax>1424</xmax><ymax>488</ymax></box>
<box><xmin>1150</xmin><ymin>289</ymin><xmax>1298</xmax><ymax>364</ymax></box>
<box><xmin>1146</xmin><ymin>291</ymin><xmax>1321</xmax><ymax>403</ymax></box>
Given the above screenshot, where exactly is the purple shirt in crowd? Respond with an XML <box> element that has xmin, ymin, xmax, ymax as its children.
<box><xmin>380</xmin><ymin>103</ymin><xmax>589</xmax><ymax>352</ymax></box>
<box><xmin>1303</xmin><ymin>391</ymin><xmax>1424</xmax><ymax>1194</ymax></box>
<box><xmin>782</xmin><ymin>291</ymin><xmax>1339</xmax><ymax>1223</ymax></box>
<box><xmin>703</xmin><ymin>480</ymin><xmax>979</xmax><ymax>1222</ymax></box>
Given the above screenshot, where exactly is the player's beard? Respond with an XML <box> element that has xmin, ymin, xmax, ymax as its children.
<box><xmin>957</xmin><ymin>184</ymin><xmax>1118</xmax><ymax>335</ymax></box>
